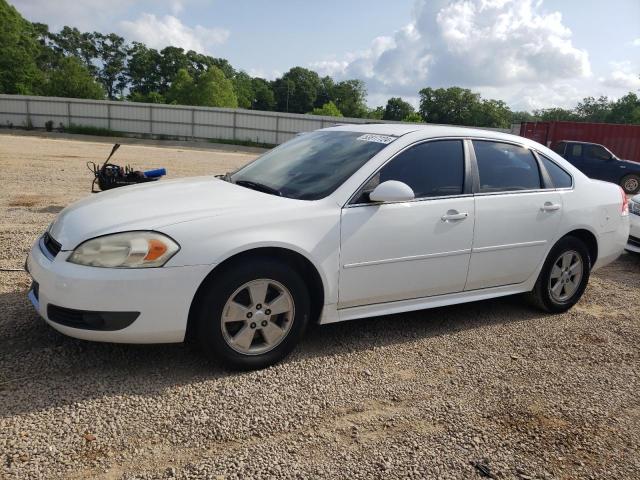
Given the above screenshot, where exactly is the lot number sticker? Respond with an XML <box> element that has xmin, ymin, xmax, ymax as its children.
<box><xmin>356</xmin><ymin>134</ymin><xmax>396</xmax><ymax>144</ymax></box>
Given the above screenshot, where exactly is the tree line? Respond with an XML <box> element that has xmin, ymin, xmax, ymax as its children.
<box><xmin>1</xmin><ymin>0</ymin><xmax>638</xmax><ymax>127</ymax></box>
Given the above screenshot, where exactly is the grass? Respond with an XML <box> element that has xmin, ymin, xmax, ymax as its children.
<box><xmin>63</xmin><ymin>124</ymin><xmax>124</xmax><ymax>137</ymax></box>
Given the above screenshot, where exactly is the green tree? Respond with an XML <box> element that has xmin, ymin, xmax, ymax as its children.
<box><xmin>94</xmin><ymin>32</ymin><xmax>128</xmax><ymax>99</ymax></box>
<box><xmin>251</xmin><ymin>78</ymin><xmax>276</xmax><ymax>111</ymax></box>
<box><xmin>532</xmin><ymin>107</ymin><xmax>578</xmax><ymax>121</ymax></box>
<box><xmin>333</xmin><ymin>79</ymin><xmax>368</xmax><ymax>117</ymax></box>
<box><xmin>403</xmin><ymin>112</ymin><xmax>423</xmax><ymax>123</ymax></box>
<box><xmin>0</xmin><ymin>0</ymin><xmax>44</xmax><ymax>94</ymax></box>
<box><xmin>166</xmin><ymin>68</ymin><xmax>194</xmax><ymax>104</ymax></box>
<box><xmin>48</xmin><ymin>26</ymin><xmax>97</xmax><ymax>74</ymax></box>
<box><xmin>511</xmin><ymin>110</ymin><xmax>536</xmax><ymax>123</ymax></box>
<box><xmin>607</xmin><ymin>92</ymin><xmax>640</xmax><ymax>124</ymax></box>
<box><xmin>367</xmin><ymin>106</ymin><xmax>385</xmax><ymax>120</ymax></box>
<box><xmin>43</xmin><ymin>56</ymin><xmax>104</xmax><ymax>99</ymax></box>
<box><xmin>575</xmin><ymin>96</ymin><xmax>612</xmax><ymax>122</ymax></box>
<box><xmin>419</xmin><ymin>87</ymin><xmax>482</xmax><ymax>125</ymax></box>
<box><xmin>309</xmin><ymin>101</ymin><xmax>342</xmax><ymax>117</ymax></box>
<box><xmin>166</xmin><ymin>67</ymin><xmax>237</xmax><ymax>107</ymax></box>
<box><xmin>384</xmin><ymin>97</ymin><xmax>415</xmax><ymax>121</ymax></box>
<box><xmin>127</xmin><ymin>42</ymin><xmax>162</xmax><ymax>98</ymax></box>
<box><xmin>273</xmin><ymin>67</ymin><xmax>322</xmax><ymax>113</ymax></box>
<box><xmin>315</xmin><ymin>76</ymin><xmax>335</xmax><ymax>109</ymax></box>
<box><xmin>233</xmin><ymin>71</ymin><xmax>254</xmax><ymax>109</ymax></box>
<box><xmin>158</xmin><ymin>46</ymin><xmax>190</xmax><ymax>94</ymax></box>
<box><xmin>475</xmin><ymin>99</ymin><xmax>512</xmax><ymax>128</ymax></box>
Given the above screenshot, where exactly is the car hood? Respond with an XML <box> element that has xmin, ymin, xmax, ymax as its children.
<box><xmin>49</xmin><ymin>176</ymin><xmax>295</xmax><ymax>249</ymax></box>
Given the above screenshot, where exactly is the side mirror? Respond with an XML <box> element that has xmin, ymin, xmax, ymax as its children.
<box><xmin>369</xmin><ymin>180</ymin><xmax>415</xmax><ymax>203</ymax></box>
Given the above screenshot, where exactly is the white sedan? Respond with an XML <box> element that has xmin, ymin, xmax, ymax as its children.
<box><xmin>627</xmin><ymin>194</ymin><xmax>640</xmax><ymax>253</ymax></box>
<box><xmin>26</xmin><ymin>125</ymin><xmax>629</xmax><ymax>369</ymax></box>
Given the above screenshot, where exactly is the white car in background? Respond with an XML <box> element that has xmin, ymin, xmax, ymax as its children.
<box><xmin>25</xmin><ymin>125</ymin><xmax>630</xmax><ymax>369</ymax></box>
<box><xmin>627</xmin><ymin>194</ymin><xmax>640</xmax><ymax>253</ymax></box>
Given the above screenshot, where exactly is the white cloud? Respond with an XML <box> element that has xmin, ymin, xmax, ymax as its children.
<box><xmin>600</xmin><ymin>61</ymin><xmax>640</xmax><ymax>90</ymax></box>
<box><xmin>312</xmin><ymin>0</ymin><xmax>593</xmax><ymax>109</ymax></box>
<box><xmin>632</xmin><ymin>38</ymin><xmax>640</xmax><ymax>47</ymax></box>
<box><xmin>119</xmin><ymin>14</ymin><xmax>229</xmax><ymax>53</ymax></box>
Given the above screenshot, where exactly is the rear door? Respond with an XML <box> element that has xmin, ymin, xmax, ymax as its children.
<box><xmin>466</xmin><ymin>140</ymin><xmax>563</xmax><ymax>290</ymax></box>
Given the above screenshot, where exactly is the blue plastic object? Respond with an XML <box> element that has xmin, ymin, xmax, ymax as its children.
<box><xmin>143</xmin><ymin>168</ymin><xmax>166</xmax><ymax>178</ymax></box>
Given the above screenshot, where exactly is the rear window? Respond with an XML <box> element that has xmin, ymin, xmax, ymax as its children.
<box><xmin>473</xmin><ymin>141</ymin><xmax>542</xmax><ymax>192</ymax></box>
<box><xmin>540</xmin><ymin>155</ymin><xmax>573</xmax><ymax>189</ymax></box>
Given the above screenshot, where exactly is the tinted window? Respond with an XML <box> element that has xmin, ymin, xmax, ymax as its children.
<box><xmin>540</xmin><ymin>155</ymin><xmax>573</xmax><ymax>188</ymax></box>
<box><xmin>584</xmin><ymin>145</ymin><xmax>612</xmax><ymax>160</ymax></box>
<box><xmin>552</xmin><ymin>143</ymin><xmax>565</xmax><ymax>155</ymax></box>
<box><xmin>231</xmin><ymin>131</ymin><xmax>392</xmax><ymax>200</ymax></box>
<box><xmin>570</xmin><ymin>144</ymin><xmax>582</xmax><ymax>157</ymax></box>
<box><xmin>473</xmin><ymin>141</ymin><xmax>541</xmax><ymax>192</ymax></box>
<box><xmin>358</xmin><ymin>140</ymin><xmax>464</xmax><ymax>202</ymax></box>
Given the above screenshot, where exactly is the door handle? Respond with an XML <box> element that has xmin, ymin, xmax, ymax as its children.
<box><xmin>441</xmin><ymin>210</ymin><xmax>468</xmax><ymax>222</ymax></box>
<box><xmin>541</xmin><ymin>202</ymin><xmax>561</xmax><ymax>212</ymax></box>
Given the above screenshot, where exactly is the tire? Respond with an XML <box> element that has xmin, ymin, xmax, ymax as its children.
<box><xmin>195</xmin><ymin>257</ymin><xmax>310</xmax><ymax>370</ymax></box>
<box><xmin>621</xmin><ymin>174</ymin><xmax>640</xmax><ymax>195</ymax></box>
<box><xmin>529</xmin><ymin>236</ymin><xmax>591</xmax><ymax>313</ymax></box>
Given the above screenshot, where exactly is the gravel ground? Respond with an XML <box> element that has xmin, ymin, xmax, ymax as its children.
<box><xmin>1</xmin><ymin>132</ymin><xmax>639</xmax><ymax>480</ymax></box>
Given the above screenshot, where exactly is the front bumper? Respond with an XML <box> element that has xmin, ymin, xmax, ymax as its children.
<box><xmin>626</xmin><ymin>213</ymin><xmax>640</xmax><ymax>253</ymax></box>
<box><xmin>26</xmin><ymin>236</ymin><xmax>212</xmax><ymax>343</ymax></box>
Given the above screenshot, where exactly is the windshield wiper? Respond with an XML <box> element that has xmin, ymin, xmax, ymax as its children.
<box><xmin>235</xmin><ymin>180</ymin><xmax>282</xmax><ymax>196</ymax></box>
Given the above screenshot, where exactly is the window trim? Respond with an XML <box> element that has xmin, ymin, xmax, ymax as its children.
<box><xmin>345</xmin><ymin>137</ymin><xmax>472</xmax><ymax>208</ymax></box>
<box><xmin>470</xmin><ymin>138</ymin><xmax>548</xmax><ymax>195</ymax></box>
<box><xmin>535</xmin><ymin>152</ymin><xmax>575</xmax><ymax>190</ymax></box>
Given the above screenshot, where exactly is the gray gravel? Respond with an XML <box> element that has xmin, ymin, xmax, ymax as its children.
<box><xmin>1</xmin><ymin>133</ymin><xmax>639</xmax><ymax>479</ymax></box>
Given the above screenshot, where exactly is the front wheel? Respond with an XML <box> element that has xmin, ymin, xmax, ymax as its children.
<box><xmin>621</xmin><ymin>174</ymin><xmax>640</xmax><ymax>195</ymax></box>
<box><xmin>195</xmin><ymin>258</ymin><xmax>310</xmax><ymax>370</ymax></box>
<box><xmin>530</xmin><ymin>236</ymin><xmax>591</xmax><ymax>313</ymax></box>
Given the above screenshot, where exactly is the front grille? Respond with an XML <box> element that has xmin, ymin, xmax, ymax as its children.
<box><xmin>42</xmin><ymin>232</ymin><xmax>61</xmax><ymax>258</ymax></box>
<box><xmin>629</xmin><ymin>235</ymin><xmax>640</xmax><ymax>248</ymax></box>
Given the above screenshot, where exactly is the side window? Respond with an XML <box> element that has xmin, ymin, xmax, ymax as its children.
<box><xmin>357</xmin><ymin>140</ymin><xmax>464</xmax><ymax>202</ymax></box>
<box><xmin>570</xmin><ymin>144</ymin><xmax>583</xmax><ymax>157</ymax></box>
<box><xmin>473</xmin><ymin>141</ymin><xmax>542</xmax><ymax>192</ymax></box>
<box><xmin>552</xmin><ymin>143</ymin><xmax>565</xmax><ymax>155</ymax></box>
<box><xmin>540</xmin><ymin>155</ymin><xmax>573</xmax><ymax>188</ymax></box>
<box><xmin>585</xmin><ymin>145</ymin><xmax>611</xmax><ymax>160</ymax></box>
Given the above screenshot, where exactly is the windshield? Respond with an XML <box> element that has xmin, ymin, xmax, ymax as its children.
<box><xmin>230</xmin><ymin>131</ymin><xmax>395</xmax><ymax>200</ymax></box>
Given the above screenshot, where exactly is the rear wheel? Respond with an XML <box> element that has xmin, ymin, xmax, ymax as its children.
<box><xmin>195</xmin><ymin>258</ymin><xmax>310</xmax><ymax>370</ymax></box>
<box><xmin>530</xmin><ymin>236</ymin><xmax>590</xmax><ymax>313</ymax></box>
<box><xmin>621</xmin><ymin>174</ymin><xmax>640</xmax><ymax>195</ymax></box>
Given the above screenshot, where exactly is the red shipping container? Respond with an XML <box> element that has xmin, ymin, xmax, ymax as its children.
<box><xmin>519</xmin><ymin>121</ymin><xmax>640</xmax><ymax>163</ymax></box>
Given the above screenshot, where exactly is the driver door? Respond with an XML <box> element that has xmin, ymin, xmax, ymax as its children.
<box><xmin>338</xmin><ymin>139</ymin><xmax>475</xmax><ymax>308</ymax></box>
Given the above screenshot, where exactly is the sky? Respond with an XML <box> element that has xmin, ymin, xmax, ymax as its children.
<box><xmin>11</xmin><ymin>0</ymin><xmax>640</xmax><ymax>111</ymax></box>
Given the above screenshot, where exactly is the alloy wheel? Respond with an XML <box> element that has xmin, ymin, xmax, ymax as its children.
<box><xmin>548</xmin><ymin>250</ymin><xmax>583</xmax><ymax>303</ymax></box>
<box><xmin>220</xmin><ymin>279</ymin><xmax>295</xmax><ymax>355</ymax></box>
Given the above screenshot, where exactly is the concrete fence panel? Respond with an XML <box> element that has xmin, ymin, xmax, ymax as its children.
<box><xmin>0</xmin><ymin>94</ymin><xmax>510</xmax><ymax>144</ymax></box>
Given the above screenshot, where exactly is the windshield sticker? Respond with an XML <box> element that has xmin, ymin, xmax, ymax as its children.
<box><xmin>356</xmin><ymin>134</ymin><xmax>395</xmax><ymax>144</ymax></box>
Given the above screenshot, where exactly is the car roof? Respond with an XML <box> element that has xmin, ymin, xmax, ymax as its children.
<box><xmin>324</xmin><ymin>123</ymin><xmax>517</xmax><ymax>141</ymax></box>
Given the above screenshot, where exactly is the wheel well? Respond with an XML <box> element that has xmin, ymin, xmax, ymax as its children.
<box><xmin>565</xmin><ymin>229</ymin><xmax>598</xmax><ymax>267</ymax></box>
<box><xmin>185</xmin><ymin>247</ymin><xmax>325</xmax><ymax>342</ymax></box>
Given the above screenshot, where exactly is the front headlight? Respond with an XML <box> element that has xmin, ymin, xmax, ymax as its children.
<box><xmin>68</xmin><ymin>231</ymin><xmax>180</xmax><ymax>268</ymax></box>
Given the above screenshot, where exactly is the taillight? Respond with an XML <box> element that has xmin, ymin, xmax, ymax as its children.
<box><xmin>620</xmin><ymin>186</ymin><xmax>629</xmax><ymax>215</ymax></box>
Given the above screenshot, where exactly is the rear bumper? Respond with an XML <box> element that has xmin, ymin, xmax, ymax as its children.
<box><xmin>593</xmin><ymin>215</ymin><xmax>630</xmax><ymax>270</ymax></box>
<box><xmin>26</xmin><ymin>236</ymin><xmax>212</xmax><ymax>343</ymax></box>
<box><xmin>626</xmin><ymin>214</ymin><xmax>640</xmax><ymax>253</ymax></box>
